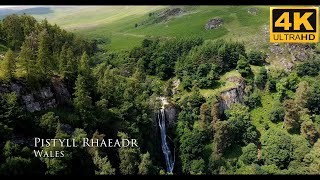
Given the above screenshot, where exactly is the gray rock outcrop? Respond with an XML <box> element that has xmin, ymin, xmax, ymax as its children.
<box><xmin>248</xmin><ymin>8</ymin><xmax>258</xmax><ymax>15</ymax></box>
<box><xmin>0</xmin><ymin>77</ymin><xmax>71</xmax><ymax>112</ymax></box>
<box><xmin>205</xmin><ymin>18</ymin><xmax>224</xmax><ymax>30</ymax></box>
<box><xmin>219</xmin><ymin>77</ymin><xmax>246</xmax><ymax>114</ymax></box>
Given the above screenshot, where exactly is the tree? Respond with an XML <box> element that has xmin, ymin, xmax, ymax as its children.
<box><xmin>180</xmin><ymin>87</ymin><xmax>205</xmax><ymax>117</ymax></box>
<box><xmin>41</xmin><ymin>124</ymin><xmax>72</xmax><ymax>175</ymax></box>
<box><xmin>3</xmin><ymin>140</ymin><xmax>21</xmax><ymax>157</ymax></box>
<box><xmin>196</xmin><ymin>63</ymin><xmax>211</xmax><ymax>88</ymax></box>
<box><xmin>300</xmin><ymin>117</ymin><xmax>319</xmax><ymax>145</ymax></box>
<box><xmin>118</xmin><ymin>132</ymin><xmax>140</xmax><ymax>175</ymax></box>
<box><xmin>3</xmin><ymin>49</ymin><xmax>16</xmax><ymax>82</ymax></box>
<box><xmin>255</xmin><ymin>67</ymin><xmax>267</xmax><ymax>89</ymax></box>
<box><xmin>0</xmin><ymin>157</ymin><xmax>33</xmax><ymax>175</ymax></box>
<box><xmin>59</xmin><ymin>43</ymin><xmax>77</xmax><ymax>83</ymax></box>
<box><xmin>0</xmin><ymin>123</ymin><xmax>13</xmax><ymax>142</ymax></box>
<box><xmin>244</xmin><ymin>90</ymin><xmax>261</xmax><ymax>109</ymax></box>
<box><xmin>142</xmin><ymin>39</ymin><xmax>153</xmax><ymax>47</ymax></box>
<box><xmin>213</xmin><ymin>120</ymin><xmax>230</xmax><ymax>155</ymax></box>
<box><xmin>73</xmin><ymin>74</ymin><xmax>93</xmax><ymax>127</ymax></box>
<box><xmin>225</xmin><ymin>103</ymin><xmax>258</xmax><ymax>145</ymax></box>
<box><xmin>36</xmin><ymin>29</ymin><xmax>52</xmax><ymax>80</ymax></box>
<box><xmin>196</xmin><ymin>63</ymin><xmax>210</xmax><ymax>78</ymax></box>
<box><xmin>2</xmin><ymin>14</ymin><xmax>24</xmax><ymax>50</ymax></box>
<box><xmin>239</xmin><ymin>143</ymin><xmax>258</xmax><ymax>165</ymax></box>
<box><xmin>296</xmin><ymin>57</ymin><xmax>320</xmax><ymax>77</ymax></box>
<box><xmin>65</xmin><ymin>47</ymin><xmax>77</xmax><ymax>82</ymax></box>
<box><xmin>291</xmin><ymin>135</ymin><xmax>311</xmax><ymax>162</ymax></box>
<box><xmin>276</xmin><ymin>78</ymin><xmax>289</xmax><ymax>102</ymax></box>
<box><xmin>260</xmin><ymin>164</ymin><xmax>280</xmax><ymax>174</ymax></box>
<box><xmin>39</xmin><ymin>112</ymin><xmax>59</xmax><ymax>134</ymax></box>
<box><xmin>235</xmin><ymin>164</ymin><xmax>264</xmax><ymax>175</ymax></box>
<box><xmin>69</xmin><ymin>128</ymin><xmax>96</xmax><ymax>175</ymax></box>
<box><xmin>182</xmin><ymin>74</ymin><xmax>192</xmax><ymax>91</ymax></box>
<box><xmin>236</xmin><ymin>55</ymin><xmax>252</xmax><ymax>77</ymax></box>
<box><xmin>0</xmin><ymin>92</ymin><xmax>25</xmax><ymax>128</ymax></box>
<box><xmin>283</xmin><ymin>100</ymin><xmax>301</xmax><ymax>133</ymax></box>
<box><xmin>306</xmin><ymin>81</ymin><xmax>320</xmax><ymax>114</ymax></box>
<box><xmin>93</xmin><ymin>151</ymin><xmax>115</xmax><ymax>175</ymax></box>
<box><xmin>303</xmin><ymin>139</ymin><xmax>320</xmax><ymax>173</ymax></box>
<box><xmin>138</xmin><ymin>152</ymin><xmax>156</xmax><ymax>175</ymax></box>
<box><xmin>179</xmin><ymin>127</ymin><xmax>206</xmax><ymax>173</ymax></box>
<box><xmin>269</xmin><ymin>102</ymin><xmax>285</xmax><ymax>123</ymax></box>
<box><xmin>247</xmin><ymin>50</ymin><xmax>265</xmax><ymax>65</ymax></box>
<box><xmin>261</xmin><ymin>128</ymin><xmax>293</xmax><ymax>169</ymax></box>
<box><xmin>286</xmin><ymin>72</ymin><xmax>299</xmax><ymax>91</ymax></box>
<box><xmin>190</xmin><ymin>159</ymin><xmax>205</xmax><ymax>175</ymax></box>
<box><xmin>0</xmin><ymin>21</ymin><xmax>4</xmax><ymax>43</ymax></box>
<box><xmin>18</xmin><ymin>32</ymin><xmax>39</xmax><ymax>86</ymax></box>
<box><xmin>295</xmin><ymin>81</ymin><xmax>310</xmax><ymax>108</ymax></box>
<box><xmin>59</xmin><ymin>43</ymin><xmax>68</xmax><ymax>77</ymax></box>
<box><xmin>20</xmin><ymin>14</ymin><xmax>37</xmax><ymax>39</ymax></box>
<box><xmin>87</xmin><ymin>130</ymin><xmax>105</xmax><ymax>156</ymax></box>
<box><xmin>79</xmin><ymin>51</ymin><xmax>91</xmax><ymax>77</ymax></box>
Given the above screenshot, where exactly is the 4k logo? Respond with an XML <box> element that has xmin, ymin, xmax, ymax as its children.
<box><xmin>270</xmin><ymin>7</ymin><xmax>319</xmax><ymax>43</ymax></box>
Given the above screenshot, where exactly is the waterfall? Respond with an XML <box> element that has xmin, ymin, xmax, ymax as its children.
<box><xmin>158</xmin><ymin>109</ymin><xmax>175</xmax><ymax>173</ymax></box>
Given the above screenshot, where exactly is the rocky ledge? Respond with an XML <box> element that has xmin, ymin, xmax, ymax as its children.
<box><xmin>0</xmin><ymin>77</ymin><xmax>71</xmax><ymax>112</ymax></box>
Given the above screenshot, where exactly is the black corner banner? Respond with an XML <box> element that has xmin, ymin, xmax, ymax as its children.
<box><xmin>0</xmin><ymin>0</ymin><xmax>319</xmax><ymax>5</ymax></box>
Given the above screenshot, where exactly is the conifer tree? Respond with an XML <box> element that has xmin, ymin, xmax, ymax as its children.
<box><xmin>65</xmin><ymin>47</ymin><xmax>77</xmax><ymax>82</ymax></box>
<box><xmin>19</xmin><ymin>32</ymin><xmax>39</xmax><ymax>86</ymax></box>
<box><xmin>73</xmin><ymin>74</ymin><xmax>93</xmax><ymax>127</ymax></box>
<box><xmin>138</xmin><ymin>152</ymin><xmax>156</xmax><ymax>175</ymax></box>
<box><xmin>3</xmin><ymin>49</ymin><xmax>16</xmax><ymax>82</ymax></box>
<box><xmin>36</xmin><ymin>29</ymin><xmax>52</xmax><ymax>80</ymax></box>
<box><xmin>79</xmin><ymin>51</ymin><xmax>91</xmax><ymax>77</ymax></box>
<box><xmin>118</xmin><ymin>132</ymin><xmax>140</xmax><ymax>175</ymax></box>
<box><xmin>93</xmin><ymin>151</ymin><xmax>115</xmax><ymax>175</ymax></box>
<box><xmin>59</xmin><ymin>43</ymin><xmax>68</xmax><ymax>77</ymax></box>
<box><xmin>237</xmin><ymin>55</ymin><xmax>252</xmax><ymax>77</ymax></box>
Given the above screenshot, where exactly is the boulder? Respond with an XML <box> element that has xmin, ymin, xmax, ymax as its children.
<box><xmin>205</xmin><ymin>18</ymin><xmax>224</xmax><ymax>30</ymax></box>
<box><xmin>248</xmin><ymin>8</ymin><xmax>258</xmax><ymax>15</ymax></box>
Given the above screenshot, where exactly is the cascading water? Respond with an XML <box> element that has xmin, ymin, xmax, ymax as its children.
<box><xmin>158</xmin><ymin>108</ymin><xmax>175</xmax><ymax>173</ymax></box>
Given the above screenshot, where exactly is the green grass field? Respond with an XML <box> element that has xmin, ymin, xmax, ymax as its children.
<box><xmin>33</xmin><ymin>6</ymin><xmax>270</xmax><ymax>51</ymax></box>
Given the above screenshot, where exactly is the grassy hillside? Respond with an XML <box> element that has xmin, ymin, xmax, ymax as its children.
<box><xmin>34</xmin><ymin>6</ymin><xmax>270</xmax><ymax>51</ymax></box>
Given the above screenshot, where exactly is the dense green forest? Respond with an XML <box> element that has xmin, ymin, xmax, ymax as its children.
<box><xmin>0</xmin><ymin>14</ymin><xmax>320</xmax><ymax>175</ymax></box>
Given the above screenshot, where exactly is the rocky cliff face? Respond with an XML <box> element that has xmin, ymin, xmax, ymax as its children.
<box><xmin>155</xmin><ymin>97</ymin><xmax>177</xmax><ymax>128</ymax></box>
<box><xmin>218</xmin><ymin>76</ymin><xmax>246</xmax><ymax>115</ymax></box>
<box><xmin>163</xmin><ymin>105</ymin><xmax>178</xmax><ymax>128</ymax></box>
<box><xmin>0</xmin><ymin>77</ymin><xmax>71</xmax><ymax>112</ymax></box>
